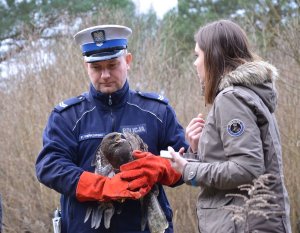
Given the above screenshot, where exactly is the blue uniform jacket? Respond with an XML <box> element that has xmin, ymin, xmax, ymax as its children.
<box><xmin>36</xmin><ymin>81</ymin><xmax>188</xmax><ymax>233</ymax></box>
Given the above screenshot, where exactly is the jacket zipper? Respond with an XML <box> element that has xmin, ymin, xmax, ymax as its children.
<box><xmin>108</xmin><ymin>95</ymin><xmax>115</xmax><ymax>131</ymax></box>
<box><xmin>108</xmin><ymin>95</ymin><xmax>112</xmax><ymax>106</ymax></box>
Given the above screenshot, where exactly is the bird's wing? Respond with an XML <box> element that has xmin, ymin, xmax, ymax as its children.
<box><xmin>91</xmin><ymin>205</ymin><xmax>104</xmax><ymax>229</ymax></box>
<box><xmin>92</xmin><ymin>144</ymin><xmax>114</xmax><ymax>177</ymax></box>
<box><xmin>123</xmin><ymin>132</ymin><xmax>148</xmax><ymax>152</ymax></box>
<box><xmin>103</xmin><ymin>202</ymin><xmax>115</xmax><ymax>229</ymax></box>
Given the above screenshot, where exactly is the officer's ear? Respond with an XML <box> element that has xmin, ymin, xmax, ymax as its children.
<box><xmin>125</xmin><ymin>52</ymin><xmax>132</xmax><ymax>69</ymax></box>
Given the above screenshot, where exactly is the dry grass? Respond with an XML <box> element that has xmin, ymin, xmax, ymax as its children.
<box><xmin>223</xmin><ymin>174</ymin><xmax>284</xmax><ymax>232</ymax></box>
<box><xmin>262</xmin><ymin>19</ymin><xmax>300</xmax><ymax>233</ymax></box>
<box><xmin>0</xmin><ymin>12</ymin><xmax>299</xmax><ymax>233</ymax></box>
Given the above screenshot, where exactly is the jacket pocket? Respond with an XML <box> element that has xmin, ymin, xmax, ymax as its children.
<box><xmin>197</xmin><ymin>197</ymin><xmax>236</xmax><ymax>233</ymax></box>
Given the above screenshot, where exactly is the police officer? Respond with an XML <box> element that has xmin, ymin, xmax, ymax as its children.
<box><xmin>35</xmin><ymin>25</ymin><xmax>188</xmax><ymax>233</ymax></box>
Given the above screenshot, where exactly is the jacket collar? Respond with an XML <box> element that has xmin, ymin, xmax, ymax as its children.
<box><xmin>89</xmin><ymin>80</ymin><xmax>129</xmax><ymax>107</ymax></box>
<box><xmin>218</xmin><ymin>60</ymin><xmax>278</xmax><ymax>91</ymax></box>
<box><xmin>218</xmin><ymin>60</ymin><xmax>279</xmax><ymax>113</ymax></box>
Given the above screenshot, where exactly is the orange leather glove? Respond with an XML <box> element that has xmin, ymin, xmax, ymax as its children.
<box><xmin>120</xmin><ymin>150</ymin><xmax>181</xmax><ymax>187</ymax></box>
<box><xmin>76</xmin><ymin>171</ymin><xmax>151</xmax><ymax>202</ymax></box>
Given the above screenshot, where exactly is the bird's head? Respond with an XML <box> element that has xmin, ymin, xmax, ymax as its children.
<box><xmin>100</xmin><ymin>132</ymin><xmax>133</xmax><ymax>171</ymax></box>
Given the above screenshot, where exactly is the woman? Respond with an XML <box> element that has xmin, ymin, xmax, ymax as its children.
<box><xmin>169</xmin><ymin>19</ymin><xmax>292</xmax><ymax>233</ymax></box>
<box><xmin>121</xmin><ymin>19</ymin><xmax>292</xmax><ymax>233</ymax></box>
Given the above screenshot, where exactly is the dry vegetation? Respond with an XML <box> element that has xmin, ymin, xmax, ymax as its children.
<box><xmin>264</xmin><ymin>18</ymin><xmax>300</xmax><ymax>233</ymax></box>
<box><xmin>0</xmin><ymin>11</ymin><xmax>299</xmax><ymax>233</ymax></box>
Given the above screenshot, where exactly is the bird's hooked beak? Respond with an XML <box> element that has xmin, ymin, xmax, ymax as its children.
<box><xmin>115</xmin><ymin>133</ymin><xmax>127</xmax><ymax>143</ymax></box>
<box><xmin>111</xmin><ymin>133</ymin><xmax>122</xmax><ymax>143</ymax></box>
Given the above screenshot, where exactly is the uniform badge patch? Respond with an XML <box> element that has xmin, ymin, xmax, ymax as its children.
<box><xmin>120</xmin><ymin>124</ymin><xmax>147</xmax><ymax>134</ymax></box>
<box><xmin>227</xmin><ymin>119</ymin><xmax>245</xmax><ymax>137</ymax></box>
<box><xmin>59</xmin><ymin>102</ymin><xmax>68</xmax><ymax>108</ymax></box>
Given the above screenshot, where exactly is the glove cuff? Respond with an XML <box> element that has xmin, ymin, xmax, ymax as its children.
<box><xmin>76</xmin><ymin>171</ymin><xmax>106</xmax><ymax>202</ymax></box>
<box><xmin>160</xmin><ymin>158</ymin><xmax>182</xmax><ymax>186</ymax></box>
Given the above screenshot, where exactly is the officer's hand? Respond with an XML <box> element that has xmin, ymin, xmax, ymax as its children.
<box><xmin>76</xmin><ymin>171</ymin><xmax>151</xmax><ymax>202</ymax></box>
<box><xmin>120</xmin><ymin>150</ymin><xmax>181</xmax><ymax>187</ymax></box>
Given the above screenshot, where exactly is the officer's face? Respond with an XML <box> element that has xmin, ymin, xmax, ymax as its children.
<box><xmin>85</xmin><ymin>52</ymin><xmax>132</xmax><ymax>94</ymax></box>
<box><xmin>194</xmin><ymin>43</ymin><xmax>205</xmax><ymax>94</ymax></box>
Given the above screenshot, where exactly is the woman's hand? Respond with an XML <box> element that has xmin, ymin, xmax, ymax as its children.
<box><xmin>168</xmin><ymin>146</ymin><xmax>188</xmax><ymax>174</ymax></box>
<box><xmin>185</xmin><ymin>113</ymin><xmax>205</xmax><ymax>153</ymax></box>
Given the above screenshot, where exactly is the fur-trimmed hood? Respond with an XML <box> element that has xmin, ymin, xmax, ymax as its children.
<box><xmin>218</xmin><ymin>60</ymin><xmax>279</xmax><ymax>113</ymax></box>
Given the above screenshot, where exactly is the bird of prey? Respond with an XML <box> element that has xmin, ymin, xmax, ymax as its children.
<box><xmin>84</xmin><ymin>132</ymin><xmax>169</xmax><ymax>233</ymax></box>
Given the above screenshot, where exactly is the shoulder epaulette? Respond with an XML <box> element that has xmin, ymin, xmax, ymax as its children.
<box><xmin>136</xmin><ymin>91</ymin><xmax>169</xmax><ymax>104</ymax></box>
<box><xmin>54</xmin><ymin>95</ymin><xmax>85</xmax><ymax>112</ymax></box>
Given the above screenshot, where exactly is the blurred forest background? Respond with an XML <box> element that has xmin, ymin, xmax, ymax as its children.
<box><xmin>0</xmin><ymin>0</ymin><xmax>299</xmax><ymax>232</ymax></box>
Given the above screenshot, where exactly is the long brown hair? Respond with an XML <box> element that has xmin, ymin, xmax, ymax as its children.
<box><xmin>195</xmin><ymin>19</ymin><xmax>255</xmax><ymax>104</ymax></box>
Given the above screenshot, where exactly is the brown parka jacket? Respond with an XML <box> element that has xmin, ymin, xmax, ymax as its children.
<box><xmin>182</xmin><ymin>61</ymin><xmax>291</xmax><ymax>233</ymax></box>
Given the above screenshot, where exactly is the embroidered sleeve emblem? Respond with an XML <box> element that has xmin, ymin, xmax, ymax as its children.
<box><xmin>227</xmin><ymin>119</ymin><xmax>245</xmax><ymax>137</ymax></box>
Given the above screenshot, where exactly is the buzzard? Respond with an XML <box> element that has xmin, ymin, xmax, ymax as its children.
<box><xmin>84</xmin><ymin>132</ymin><xmax>168</xmax><ymax>233</ymax></box>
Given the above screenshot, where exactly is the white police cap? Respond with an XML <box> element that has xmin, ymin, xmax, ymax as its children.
<box><xmin>74</xmin><ymin>25</ymin><xmax>132</xmax><ymax>63</ymax></box>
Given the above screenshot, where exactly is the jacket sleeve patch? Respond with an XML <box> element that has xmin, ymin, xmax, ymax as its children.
<box><xmin>227</xmin><ymin>119</ymin><xmax>245</xmax><ymax>137</ymax></box>
<box><xmin>54</xmin><ymin>95</ymin><xmax>85</xmax><ymax>112</ymax></box>
<box><xmin>136</xmin><ymin>91</ymin><xmax>169</xmax><ymax>104</ymax></box>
